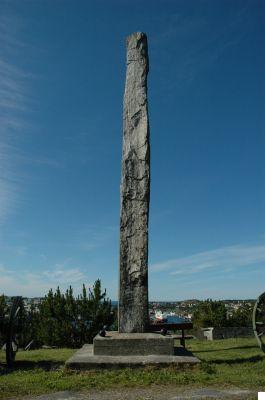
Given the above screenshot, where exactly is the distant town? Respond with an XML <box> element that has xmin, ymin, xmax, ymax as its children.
<box><xmin>149</xmin><ymin>299</ymin><xmax>255</xmax><ymax>321</ymax></box>
<box><xmin>3</xmin><ymin>297</ymin><xmax>255</xmax><ymax>322</ymax></box>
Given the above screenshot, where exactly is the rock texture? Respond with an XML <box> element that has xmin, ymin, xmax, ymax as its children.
<box><xmin>119</xmin><ymin>32</ymin><xmax>150</xmax><ymax>333</ymax></box>
<box><xmin>66</xmin><ymin>344</ymin><xmax>200</xmax><ymax>370</ymax></box>
<box><xmin>93</xmin><ymin>332</ymin><xmax>174</xmax><ymax>356</ymax></box>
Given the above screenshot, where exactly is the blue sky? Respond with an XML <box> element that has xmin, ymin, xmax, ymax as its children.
<box><xmin>0</xmin><ymin>0</ymin><xmax>264</xmax><ymax>300</ymax></box>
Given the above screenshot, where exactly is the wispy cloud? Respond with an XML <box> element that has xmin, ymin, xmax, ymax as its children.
<box><xmin>0</xmin><ymin>262</ymin><xmax>89</xmax><ymax>297</ymax></box>
<box><xmin>151</xmin><ymin>243</ymin><xmax>265</xmax><ymax>276</ymax></box>
<box><xmin>77</xmin><ymin>224</ymin><xmax>118</xmax><ymax>252</ymax></box>
<box><xmin>152</xmin><ymin>3</ymin><xmax>253</xmax><ymax>88</ymax></box>
<box><xmin>0</xmin><ymin>13</ymin><xmax>31</xmax><ymax>224</ymax></box>
<box><xmin>42</xmin><ymin>260</ymin><xmax>85</xmax><ymax>285</ymax></box>
<box><xmin>16</xmin><ymin>153</ymin><xmax>64</xmax><ymax>169</ymax></box>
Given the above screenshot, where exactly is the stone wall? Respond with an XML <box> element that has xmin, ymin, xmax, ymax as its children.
<box><xmin>193</xmin><ymin>327</ymin><xmax>253</xmax><ymax>340</ymax></box>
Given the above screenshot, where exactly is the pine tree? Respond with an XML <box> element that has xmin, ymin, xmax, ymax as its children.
<box><xmin>38</xmin><ymin>289</ymin><xmax>56</xmax><ymax>345</ymax></box>
<box><xmin>86</xmin><ymin>279</ymin><xmax>113</xmax><ymax>341</ymax></box>
<box><xmin>0</xmin><ymin>294</ymin><xmax>7</xmax><ymax>347</ymax></box>
<box><xmin>36</xmin><ymin>280</ymin><xmax>114</xmax><ymax>347</ymax></box>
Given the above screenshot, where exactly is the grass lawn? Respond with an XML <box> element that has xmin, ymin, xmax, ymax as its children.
<box><xmin>0</xmin><ymin>338</ymin><xmax>265</xmax><ymax>399</ymax></box>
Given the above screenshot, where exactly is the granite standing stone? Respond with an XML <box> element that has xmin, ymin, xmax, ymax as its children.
<box><xmin>119</xmin><ymin>32</ymin><xmax>150</xmax><ymax>333</ymax></box>
<box><xmin>65</xmin><ymin>32</ymin><xmax>201</xmax><ymax>370</ymax></box>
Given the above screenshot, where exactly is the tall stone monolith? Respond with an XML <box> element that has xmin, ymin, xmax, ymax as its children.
<box><xmin>118</xmin><ymin>32</ymin><xmax>150</xmax><ymax>333</ymax></box>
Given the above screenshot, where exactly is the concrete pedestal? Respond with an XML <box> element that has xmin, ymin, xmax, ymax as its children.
<box><xmin>65</xmin><ymin>331</ymin><xmax>200</xmax><ymax>369</ymax></box>
<box><xmin>93</xmin><ymin>331</ymin><xmax>174</xmax><ymax>356</ymax></box>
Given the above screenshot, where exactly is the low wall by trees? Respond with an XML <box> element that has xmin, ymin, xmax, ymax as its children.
<box><xmin>193</xmin><ymin>326</ymin><xmax>253</xmax><ymax>340</ymax></box>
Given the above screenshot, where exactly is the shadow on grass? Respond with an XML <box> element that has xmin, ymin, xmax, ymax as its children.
<box><xmin>174</xmin><ymin>346</ymin><xmax>196</xmax><ymax>357</ymax></box>
<box><xmin>0</xmin><ymin>359</ymin><xmax>64</xmax><ymax>375</ymax></box>
<box><xmin>207</xmin><ymin>355</ymin><xmax>265</xmax><ymax>365</ymax></box>
<box><xmin>194</xmin><ymin>345</ymin><xmax>259</xmax><ymax>353</ymax></box>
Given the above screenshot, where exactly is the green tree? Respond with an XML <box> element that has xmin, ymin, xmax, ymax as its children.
<box><xmin>0</xmin><ymin>294</ymin><xmax>7</xmax><ymax>346</ymax></box>
<box><xmin>228</xmin><ymin>302</ymin><xmax>253</xmax><ymax>327</ymax></box>
<box><xmin>25</xmin><ymin>303</ymin><xmax>42</xmax><ymax>348</ymax></box>
<box><xmin>0</xmin><ymin>294</ymin><xmax>7</xmax><ymax>316</ymax></box>
<box><xmin>38</xmin><ymin>289</ymin><xmax>57</xmax><ymax>345</ymax></box>
<box><xmin>36</xmin><ymin>280</ymin><xmax>114</xmax><ymax>347</ymax></box>
<box><xmin>65</xmin><ymin>286</ymin><xmax>78</xmax><ymax>346</ymax></box>
<box><xmin>193</xmin><ymin>299</ymin><xmax>227</xmax><ymax>328</ymax></box>
<box><xmin>85</xmin><ymin>279</ymin><xmax>113</xmax><ymax>342</ymax></box>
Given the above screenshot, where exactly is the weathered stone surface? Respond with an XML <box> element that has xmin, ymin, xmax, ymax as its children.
<box><xmin>93</xmin><ymin>332</ymin><xmax>174</xmax><ymax>356</ymax></box>
<box><xmin>66</xmin><ymin>344</ymin><xmax>200</xmax><ymax>370</ymax></box>
<box><xmin>119</xmin><ymin>32</ymin><xmax>150</xmax><ymax>333</ymax></box>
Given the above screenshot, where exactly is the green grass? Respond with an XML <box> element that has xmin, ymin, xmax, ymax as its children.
<box><xmin>0</xmin><ymin>338</ymin><xmax>265</xmax><ymax>399</ymax></box>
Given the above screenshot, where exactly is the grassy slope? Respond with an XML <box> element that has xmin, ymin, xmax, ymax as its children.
<box><xmin>0</xmin><ymin>339</ymin><xmax>264</xmax><ymax>399</ymax></box>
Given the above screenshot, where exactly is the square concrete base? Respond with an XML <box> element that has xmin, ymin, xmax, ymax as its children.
<box><xmin>65</xmin><ymin>344</ymin><xmax>200</xmax><ymax>370</ymax></box>
<box><xmin>93</xmin><ymin>331</ymin><xmax>174</xmax><ymax>356</ymax></box>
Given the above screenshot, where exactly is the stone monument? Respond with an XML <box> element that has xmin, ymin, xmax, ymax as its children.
<box><xmin>119</xmin><ymin>31</ymin><xmax>150</xmax><ymax>333</ymax></box>
<box><xmin>89</xmin><ymin>32</ymin><xmax>176</xmax><ymax>358</ymax></box>
<box><xmin>66</xmin><ymin>32</ymin><xmax>200</xmax><ymax>368</ymax></box>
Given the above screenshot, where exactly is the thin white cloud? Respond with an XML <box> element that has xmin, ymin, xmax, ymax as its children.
<box><xmin>78</xmin><ymin>224</ymin><xmax>118</xmax><ymax>252</ymax></box>
<box><xmin>0</xmin><ymin>13</ymin><xmax>31</xmax><ymax>224</ymax></box>
<box><xmin>0</xmin><ymin>11</ymin><xmax>67</xmax><ymax>225</ymax></box>
<box><xmin>0</xmin><ymin>262</ymin><xmax>89</xmax><ymax>297</ymax></box>
<box><xmin>15</xmin><ymin>153</ymin><xmax>64</xmax><ymax>169</ymax></box>
<box><xmin>43</xmin><ymin>265</ymin><xmax>85</xmax><ymax>285</ymax></box>
<box><xmin>151</xmin><ymin>243</ymin><xmax>265</xmax><ymax>276</ymax></box>
<box><xmin>152</xmin><ymin>3</ymin><xmax>252</xmax><ymax>88</ymax></box>
<box><xmin>13</xmin><ymin>245</ymin><xmax>27</xmax><ymax>256</ymax></box>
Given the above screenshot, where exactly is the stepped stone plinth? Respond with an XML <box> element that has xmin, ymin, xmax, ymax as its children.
<box><xmin>66</xmin><ymin>341</ymin><xmax>200</xmax><ymax>370</ymax></box>
<box><xmin>93</xmin><ymin>332</ymin><xmax>174</xmax><ymax>356</ymax></box>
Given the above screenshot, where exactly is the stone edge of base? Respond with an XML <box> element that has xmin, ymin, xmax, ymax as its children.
<box><xmin>65</xmin><ymin>355</ymin><xmax>200</xmax><ymax>370</ymax></box>
<box><xmin>65</xmin><ymin>359</ymin><xmax>200</xmax><ymax>370</ymax></box>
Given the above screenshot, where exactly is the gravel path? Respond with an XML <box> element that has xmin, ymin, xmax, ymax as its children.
<box><xmin>15</xmin><ymin>387</ymin><xmax>256</xmax><ymax>400</ymax></box>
